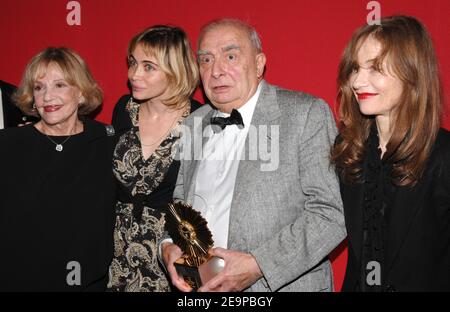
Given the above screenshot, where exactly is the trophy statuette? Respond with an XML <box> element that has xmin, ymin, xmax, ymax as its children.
<box><xmin>166</xmin><ymin>202</ymin><xmax>224</xmax><ymax>290</ymax></box>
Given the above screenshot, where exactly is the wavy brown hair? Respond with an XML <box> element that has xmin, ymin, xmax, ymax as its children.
<box><xmin>331</xmin><ymin>16</ymin><xmax>442</xmax><ymax>186</ymax></box>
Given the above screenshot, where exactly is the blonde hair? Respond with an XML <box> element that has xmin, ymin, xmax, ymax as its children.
<box><xmin>13</xmin><ymin>47</ymin><xmax>102</xmax><ymax>116</ymax></box>
<box><xmin>128</xmin><ymin>25</ymin><xmax>199</xmax><ymax>108</ymax></box>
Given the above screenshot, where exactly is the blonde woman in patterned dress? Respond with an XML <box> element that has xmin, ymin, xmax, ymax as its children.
<box><xmin>107</xmin><ymin>25</ymin><xmax>200</xmax><ymax>292</ymax></box>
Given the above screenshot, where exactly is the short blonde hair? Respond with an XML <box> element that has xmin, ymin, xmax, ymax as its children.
<box><xmin>13</xmin><ymin>47</ymin><xmax>102</xmax><ymax>116</ymax></box>
<box><xmin>128</xmin><ymin>25</ymin><xmax>199</xmax><ymax>108</ymax></box>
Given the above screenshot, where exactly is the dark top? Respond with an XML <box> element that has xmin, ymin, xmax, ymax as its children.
<box><xmin>0</xmin><ymin>118</ymin><xmax>116</xmax><ymax>291</ymax></box>
<box><xmin>107</xmin><ymin>95</ymin><xmax>201</xmax><ymax>291</ymax></box>
<box><xmin>340</xmin><ymin>128</ymin><xmax>450</xmax><ymax>291</ymax></box>
<box><xmin>0</xmin><ymin>80</ymin><xmax>38</xmax><ymax>128</ymax></box>
<box><xmin>111</xmin><ymin>95</ymin><xmax>201</xmax><ymax>217</ymax></box>
<box><xmin>359</xmin><ymin>125</ymin><xmax>393</xmax><ymax>291</ymax></box>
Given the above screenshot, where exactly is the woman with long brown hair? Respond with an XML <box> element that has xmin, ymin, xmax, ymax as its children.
<box><xmin>332</xmin><ymin>15</ymin><xmax>450</xmax><ymax>291</ymax></box>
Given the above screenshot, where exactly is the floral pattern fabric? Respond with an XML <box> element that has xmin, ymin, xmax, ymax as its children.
<box><xmin>107</xmin><ymin>98</ymin><xmax>189</xmax><ymax>292</ymax></box>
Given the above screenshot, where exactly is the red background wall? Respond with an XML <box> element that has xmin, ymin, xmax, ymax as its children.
<box><xmin>1</xmin><ymin>0</ymin><xmax>449</xmax><ymax>291</ymax></box>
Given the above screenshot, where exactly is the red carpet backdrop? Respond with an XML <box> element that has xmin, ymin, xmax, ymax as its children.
<box><xmin>1</xmin><ymin>0</ymin><xmax>449</xmax><ymax>291</ymax></box>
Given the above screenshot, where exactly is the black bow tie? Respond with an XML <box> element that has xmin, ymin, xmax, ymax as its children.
<box><xmin>210</xmin><ymin>109</ymin><xmax>244</xmax><ymax>131</ymax></box>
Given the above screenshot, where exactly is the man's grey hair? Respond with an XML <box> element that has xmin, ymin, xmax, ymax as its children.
<box><xmin>198</xmin><ymin>18</ymin><xmax>263</xmax><ymax>53</ymax></box>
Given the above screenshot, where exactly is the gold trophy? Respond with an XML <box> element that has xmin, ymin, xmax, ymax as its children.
<box><xmin>166</xmin><ymin>202</ymin><xmax>224</xmax><ymax>290</ymax></box>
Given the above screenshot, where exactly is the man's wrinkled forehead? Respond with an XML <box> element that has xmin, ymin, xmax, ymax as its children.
<box><xmin>198</xmin><ymin>25</ymin><xmax>251</xmax><ymax>52</ymax></box>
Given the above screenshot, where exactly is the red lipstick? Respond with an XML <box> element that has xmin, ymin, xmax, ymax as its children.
<box><xmin>43</xmin><ymin>105</ymin><xmax>62</xmax><ymax>112</ymax></box>
<box><xmin>357</xmin><ymin>93</ymin><xmax>378</xmax><ymax>100</ymax></box>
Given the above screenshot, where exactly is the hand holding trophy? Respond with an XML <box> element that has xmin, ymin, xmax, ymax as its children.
<box><xmin>166</xmin><ymin>201</ymin><xmax>224</xmax><ymax>291</ymax></box>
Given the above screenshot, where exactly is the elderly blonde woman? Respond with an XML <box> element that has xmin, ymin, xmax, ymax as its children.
<box><xmin>107</xmin><ymin>25</ymin><xmax>200</xmax><ymax>292</ymax></box>
<box><xmin>0</xmin><ymin>47</ymin><xmax>116</xmax><ymax>291</ymax></box>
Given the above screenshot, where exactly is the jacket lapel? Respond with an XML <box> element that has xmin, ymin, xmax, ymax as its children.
<box><xmin>342</xmin><ymin>181</ymin><xmax>364</xmax><ymax>263</ymax></box>
<box><xmin>344</xmin><ymin>166</ymin><xmax>426</xmax><ymax>274</ymax></box>
<box><xmin>385</xmin><ymin>183</ymin><xmax>425</xmax><ymax>274</ymax></box>
<box><xmin>228</xmin><ymin>81</ymin><xmax>282</xmax><ymax>246</ymax></box>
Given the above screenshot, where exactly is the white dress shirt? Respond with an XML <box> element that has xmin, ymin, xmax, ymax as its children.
<box><xmin>193</xmin><ymin>82</ymin><xmax>262</xmax><ymax>248</ymax></box>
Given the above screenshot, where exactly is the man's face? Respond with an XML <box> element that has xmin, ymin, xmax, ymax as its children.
<box><xmin>197</xmin><ymin>25</ymin><xmax>266</xmax><ymax>113</ymax></box>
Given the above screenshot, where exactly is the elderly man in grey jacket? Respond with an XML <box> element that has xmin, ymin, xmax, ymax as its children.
<box><xmin>162</xmin><ymin>18</ymin><xmax>345</xmax><ymax>292</ymax></box>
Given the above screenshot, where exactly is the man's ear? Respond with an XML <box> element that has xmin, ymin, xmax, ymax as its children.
<box><xmin>256</xmin><ymin>53</ymin><xmax>267</xmax><ymax>79</ymax></box>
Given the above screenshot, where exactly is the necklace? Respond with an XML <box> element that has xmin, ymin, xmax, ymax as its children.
<box><xmin>140</xmin><ymin>111</ymin><xmax>181</xmax><ymax>147</ymax></box>
<box><xmin>42</xmin><ymin>122</ymin><xmax>79</xmax><ymax>152</ymax></box>
<box><xmin>45</xmin><ymin>134</ymin><xmax>72</xmax><ymax>151</ymax></box>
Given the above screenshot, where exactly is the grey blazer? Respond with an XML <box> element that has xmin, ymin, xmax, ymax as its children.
<box><xmin>173</xmin><ymin>81</ymin><xmax>346</xmax><ymax>292</ymax></box>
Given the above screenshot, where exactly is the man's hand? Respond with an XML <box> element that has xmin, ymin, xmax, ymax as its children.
<box><xmin>161</xmin><ymin>242</ymin><xmax>192</xmax><ymax>292</ymax></box>
<box><xmin>198</xmin><ymin>248</ymin><xmax>263</xmax><ymax>292</ymax></box>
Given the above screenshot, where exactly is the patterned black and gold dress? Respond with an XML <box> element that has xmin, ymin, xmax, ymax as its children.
<box><xmin>107</xmin><ymin>95</ymin><xmax>198</xmax><ymax>292</ymax></box>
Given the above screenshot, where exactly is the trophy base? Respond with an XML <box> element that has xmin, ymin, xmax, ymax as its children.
<box><xmin>175</xmin><ymin>256</ymin><xmax>225</xmax><ymax>291</ymax></box>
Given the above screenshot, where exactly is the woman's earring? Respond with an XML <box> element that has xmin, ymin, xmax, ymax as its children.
<box><xmin>79</xmin><ymin>96</ymin><xmax>85</xmax><ymax>105</ymax></box>
<box><xmin>32</xmin><ymin>103</ymin><xmax>36</xmax><ymax>110</ymax></box>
